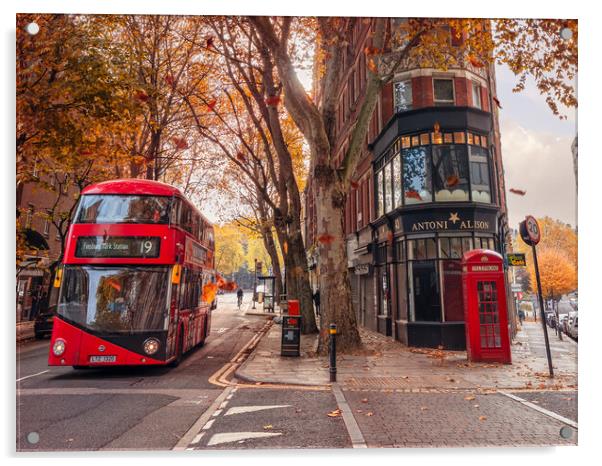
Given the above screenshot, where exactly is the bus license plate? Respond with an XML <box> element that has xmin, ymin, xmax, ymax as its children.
<box><xmin>90</xmin><ymin>355</ymin><xmax>116</xmax><ymax>363</ymax></box>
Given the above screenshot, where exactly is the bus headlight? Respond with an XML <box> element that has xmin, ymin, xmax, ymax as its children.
<box><xmin>52</xmin><ymin>339</ymin><xmax>66</xmax><ymax>356</ymax></box>
<box><xmin>143</xmin><ymin>338</ymin><xmax>160</xmax><ymax>356</ymax></box>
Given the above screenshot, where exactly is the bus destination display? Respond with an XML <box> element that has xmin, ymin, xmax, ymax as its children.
<box><xmin>76</xmin><ymin>236</ymin><xmax>161</xmax><ymax>258</ymax></box>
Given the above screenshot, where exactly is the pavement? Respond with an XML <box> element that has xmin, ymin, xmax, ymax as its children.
<box><xmin>236</xmin><ymin>321</ymin><xmax>578</xmax><ymax>392</ymax></box>
<box><xmin>16</xmin><ymin>321</ymin><xmax>35</xmax><ymax>342</ymax></box>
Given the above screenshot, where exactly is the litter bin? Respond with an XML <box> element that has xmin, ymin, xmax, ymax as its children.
<box><xmin>281</xmin><ymin>315</ymin><xmax>302</xmax><ymax>357</ymax></box>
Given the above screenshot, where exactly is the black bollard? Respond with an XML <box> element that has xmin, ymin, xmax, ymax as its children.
<box><xmin>329</xmin><ymin>323</ymin><xmax>337</xmax><ymax>382</ymax></box>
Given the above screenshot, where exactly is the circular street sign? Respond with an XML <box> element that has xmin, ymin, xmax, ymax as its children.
<box><xmin>524</xmin><ymin>215</ymin><xmax>541</xmax><ymax>245</ymax></box>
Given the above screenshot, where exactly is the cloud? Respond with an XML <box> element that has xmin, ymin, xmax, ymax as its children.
<box><xmin>500</xmin><ymin>118</ymin><xmax>576</xmax><ymax>229</ymax></box>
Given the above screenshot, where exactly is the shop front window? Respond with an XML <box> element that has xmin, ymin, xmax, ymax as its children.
<box><xmin>403</xmin><ymin>147</ymin><xmax>432</xmax><ymax>204</ymax></box>
<box><xmin>432</xmin><ymin>145</ymin><xmax>469</xmax><ymax>202</ymax></box>
<box><xmin>376</xmin><ymin>170</ymin><xmax>384</xmax><ymax>217</ymax></box>
<box><xmin>469</xmin><ymin>146</ymin><xmax>491</xmax><ymax>203</ymax></box>
<box><xmin>393</xmin><ymin>154</ymin><xmax>402</xmax><ymax>208</ymax></box>
<box><xmin>384</xmin><ymin>161</ymin><xmax>393</xmax><ymax>212</ymax></box>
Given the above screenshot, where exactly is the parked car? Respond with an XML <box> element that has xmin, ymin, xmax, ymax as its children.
<box><xmin>34</xmin><ymin>304</ymin><xmax>56</xmax><ymax>339</ymax></box>
<box><xmin>567</xmin><ymin>315</ymin><xmax>578</xmax><ymax>340</ymax></box>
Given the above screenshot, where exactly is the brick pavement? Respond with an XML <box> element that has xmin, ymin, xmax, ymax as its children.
<box><xmin>236</xmin><ymin>322</ymin><xmax>577</xmax><ymax>391</ymax></box>
<box><xmin>342</xmin><ymin>390</ymin><xmax>577</xmax><ymax>447</ymax></box>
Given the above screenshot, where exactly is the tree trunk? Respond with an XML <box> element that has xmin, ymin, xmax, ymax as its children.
<box><xmin>260</xmin><ymin>224</ymin><xmax>283</xmax><ymax>306</ymax></box>
<box><xmin>314</xmin><ymin>169</ymin><xmax>362</xmax><ymax>353</ymax></box>
<box><xmin>274</xmin><ymin>225</ymin><xmax>318</xmax><ymax>335</ymax></box>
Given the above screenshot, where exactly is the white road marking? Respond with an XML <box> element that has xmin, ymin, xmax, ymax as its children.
<box><xmin>207</xmin><ymin>432</ymin><xmax>282</xmax><ymax>446</ymax></box>
<box><xmin>212</xmin><ymin>409</ymin><xmax>223</xmax><ymax>417</ymax></box>
<box><xmin>190</xmin><ymin>432</ymin><xmax>205</xmax><ymax>445</ymax></box>
<box><xmin>498</xmin><ymin>391</ymin><xmax>578</xmax><ymax>429</ymax></box>
<box><xmin>332</xmin><ymin>383</ymin><xmax>368</xmax><ymax>448</ymax></box>
<box><xmin>224</xmin><ymin>405</ymin><xmax>291</xmax><ymax>416</ymax></box>
<box><xmin>16</xmin><ymin>370</ymin><xmax>49</xmax><ymax>382</ymax></box>
<box><xmin>202</xmin><ymin>419</ymin><xmax>215</xmax><ymax>430</ymax></box>
<box><xmin>216</xmin><ymin>328</ymin><xmax>229</xmax><ymax>334</ymax></box>
<box><xmin>219</xmin><ymin>400</ymin><xmax>229</xmax><ymax>410</ymax></box>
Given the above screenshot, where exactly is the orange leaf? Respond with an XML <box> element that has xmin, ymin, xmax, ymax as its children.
<box><xmin>172</xmin><ymin>137</ymin><xmax>189</xmax><ymax>150</ymax></box>
<box><xmin>317</xmin><ymin>234</ymin><xmax>336</xmax><ymax>245</ymax></box>
<box><xmin>464</xmin><ymin>395</ymin><xmax>476</xmax><ymax>401</ymax></box>
<box><xmin>405</xmin><ymin>190</ymin><xmax>422</xmax><ymax>201</ymax></box>
<box><xmin>283</xmin><ymin>241</ymin><xmax>288</xmax><ymax>254</ymax></box>
<box><xmin>202</xmin><ymin>282</ymin><xmax>218</xmax><ymax>304</ymax></box>
<box><xmin>509</xmin><ymin>188</ymin><xmax>526</xmax><ymax>196</ymax></box>
<box><xmin>207</xmin><ymin>99</ymin><xmax>217</xmax><ymax>110</ymax></box>
<box><xmin>135</xmin><ymin>90</ymin><xmax>149</xmax><ymax>102</ymax></box>
<box><xmin>478</xmin><ymin>415</ymin><xmax>487</xmax><ymax>421</ymax></box>
<box><xmin>365</xmin><ymin>412</ymin><xmax>374</xmax><ymax>416</ymax></box>
<box><xmin>327</xmin><ymin>409</ymin><xmax>342</xmax><ymax>417</ymax></box>
<box><xmin>265</xmin><ymin>95</ymin><xmax>281</xmax><ymax>106</ymax></box>
<box><xmin>367</xmin><ymin>59</ymin><xmax>378</xmax><ymax>73</ymax></box>
<box><xmin>468</xmin><ymin>55</ymin><xmax>484</xmax><ymax>68</ymax></box>
<box><xmin>446</xmin><ymin>175</ymin><xmax>459</xmax><ymax>187</ymax></box>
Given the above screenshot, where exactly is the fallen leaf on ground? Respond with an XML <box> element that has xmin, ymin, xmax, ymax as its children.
<box><xmin>263</xmin><ymin>425</ymin><xmax>273</xmax><ymax>430</ymax></box>
<box><xmin>365</xmin><ymin>412</ymin><xmax>374</xmax><ymax>416</ymax></box>
<box><xmin>464</xmin><ymin>395</ymin><xmax>476</xmax><ymax>401</ymax></box>
<box><xmin>420</xmin><ymin>406</ymin><xmax>428</xmax><ymax>411</ymax></box>
<box><xmin>327</xmin><ymin>409</ymin><xmax>342</xmax><ymax>417</ymax></box>
<box><xmin>479</xmin><ymin>416</ymin><xmax>487</xmax><ymax>421</ymax></box>
<box><xmin>356</xmin><ymin>409</ymin><xmax>363</xmax><ymax>413</ymax></box>
<box><xmin>361</xmin><ymin>398</ymin><xmax>368</xmax><ymax>403</ymax></box>
<box><xmin>473</xmin><ymin>404</ymin><xmax>480</xmax><ymax>408</ymax></box>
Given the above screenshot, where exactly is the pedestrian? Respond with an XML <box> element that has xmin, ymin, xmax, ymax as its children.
<box><xmin>518</xmin><ymin>309</ymin><xmax>525</xmax><ymax>325</ymax></box>
<box><xmin>312</xmin><ymin>288</ymin><xmax>320</xmax><ymax>317</ymax></box>
<box><xmin>236</xmin><ymin>286</ymin><xmax>244</xmax><ymax>310</ymax></box>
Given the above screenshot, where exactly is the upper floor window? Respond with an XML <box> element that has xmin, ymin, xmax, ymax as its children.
<box><xmin>433</xmin><ymin>78</ymin><xmax>455</xmax><ymax>106</ymax></box>
<box><xmin>472</xmin><ymin>82</ymin><xmax>482</xmax><ymax>110</ymax></box>
<box><xmin>374</xmin><ymin>130</ymin><xmax>493</xmax><ymax>217</ymax></box>
<box><xmin>394</xmin><ymin>80</ymin><xmax>413</xmax><ymax>113</ymax></box>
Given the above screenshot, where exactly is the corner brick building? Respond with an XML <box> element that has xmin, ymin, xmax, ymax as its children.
<box><xmin>304</xmin><ymin>19</ymin><xmax>513</xmax><ymax>349</ymax></box>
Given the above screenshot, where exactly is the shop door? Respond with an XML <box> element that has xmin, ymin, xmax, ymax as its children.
<box><xmin>412</xmin><ymin>261</ymin><xmax>441</xmax><ymax>322</ymax></box>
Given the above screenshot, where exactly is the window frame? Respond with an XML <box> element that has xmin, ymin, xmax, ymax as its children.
<box><xmin>472</xmin><ymin>81</ymin><xmax>482</xmax><ymax>110</ymax></box>
<box><xmin>433</xmin><ymin>78</ymin><xmax>455</xmax><ymax>106</ymax></box>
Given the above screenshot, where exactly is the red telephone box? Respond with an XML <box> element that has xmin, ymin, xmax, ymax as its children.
<box><xmin>461</xmin><ymin>249</ymin><xmax>512</xmax><ymax>364</ymax></box>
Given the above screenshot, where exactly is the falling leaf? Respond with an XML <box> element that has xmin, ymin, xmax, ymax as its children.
<box><xmin>265</xmin><ymin>95</ymin><xmax>281</xmax><ymax>106</ymax></box>
<box><xmin>367</xmin><ymin>59</ymin><xmax>378</xmax><ymax>73</ymax></box>
<box><xmin>317</xmin><ymin>233</ymin><xmax>336</xmax><ymax>245</ymax></box>
<box><xmin>327</xmin><ymin>409</ymin><xmax>342</xmax><ymax>417</ymax></box>
<box><xmin>201</xmin><ymin>282</ymin><xmax>218</xmax><ymax>304</ymax></box>
<box><xmin>509</xmin><ymin>188</ymin><xmax>526</xmax><ymax>196</ymax></box>
<box><xmin>172</xmin><ymin>137</ymin><xmax>188</xmax><ymax>151</ymax></box>
<box><xmin>283</xmin><ymin>241</ymin><xmax>288</xmax><ymax>254</ymax></box>
<box><xmin>479</xmin><ymin>416</ymin><xmax>487</xmax><ymax>421</ymax></box>
<box><xmin>446</xmin><ymin>175</ymin><xmax>459</xmax><ymax>188</ymax></box>
<box><xmin>134</xmin><ymin>90</ymin><xmax>149</xmax><ymax>102</ymax></box>
<box><xmin>207</xmin><ymin>99</ymin><xmax>217</xmax><ymax>110</ymax></box>
<box><xmin>464</xmin><ymin>395</ymin><xmax>476</xmax><ymax>401</ymax></box>
<box><xmin>263</xmin><ymin>425</ymin><xmax>273</xmax><ymax>430</ymax></box>
<box><xmin>405</xmin><ymin>190</ymin><xmax>422</xmax><ymax>201</ymax></box>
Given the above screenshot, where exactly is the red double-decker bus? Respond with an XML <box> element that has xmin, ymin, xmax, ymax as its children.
<box><xmin>48</xmin><ymin>179</ymin><xmax>216</xmax><ymax>368</ymax></box>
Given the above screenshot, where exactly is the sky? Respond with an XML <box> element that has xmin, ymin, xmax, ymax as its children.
<box><xmin>494</xmin><ymin>64</ymin><xmax>577</xmax><ymax>229</ymax></box>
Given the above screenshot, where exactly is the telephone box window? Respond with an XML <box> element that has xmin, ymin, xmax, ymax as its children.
<box><xmin>477</xmin><ymin>281</ymin><xmax>501</xmax><ymax>348</ymax></box>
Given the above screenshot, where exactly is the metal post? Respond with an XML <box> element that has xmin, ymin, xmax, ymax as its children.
<box><xmin>532</xmin><ymin>245</ymin><xmax>554</xmax><ymax>378</ymax></box>
<box><xmin>252</xmin><ymin>258</ymin><xmax>257</xmax><ymax>310</ymax></box>
<box><xmin>329</xmin><ymin>324</ymin><xmax>337</xmax><ymax>382</ymax></box>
